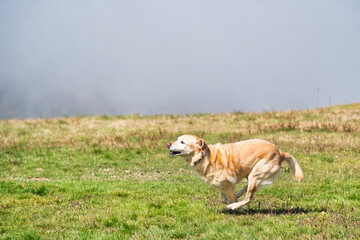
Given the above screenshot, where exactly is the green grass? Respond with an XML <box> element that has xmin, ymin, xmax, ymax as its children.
<box><xmin>1</xmin><ymin>103</ymin><xmax>360</xmax><ymax>239</ymax></box>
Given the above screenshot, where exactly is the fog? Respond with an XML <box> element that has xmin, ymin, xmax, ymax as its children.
<box><xmin>1</xmin><ymin>0</ymin><xmax>359</xmax><ymax>119</ymax></box>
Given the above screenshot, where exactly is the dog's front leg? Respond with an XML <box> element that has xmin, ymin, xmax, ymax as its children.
<box><xmin>220</xmin><ymin>186</ymin><xmax>237</xmax><ymax>203</ymax></box>
<box><xmin>220</xmin><ymin>191</ymin><xmax>231</xmax><ymax>204</ymax></box>
<box><xmin>221</xmin><ymin>185</ymin><xmax>245</xmax><ymax>212</ymax></box>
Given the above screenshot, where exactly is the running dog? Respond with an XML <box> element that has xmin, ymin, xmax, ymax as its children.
<box><xmin>167</xmin><ymin>135</ymin><xmax>303</xmax><ymax>210</ymax></box>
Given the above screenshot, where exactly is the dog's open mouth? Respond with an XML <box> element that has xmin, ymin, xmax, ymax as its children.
<box><xmin>169</xmin><ymin>150</ymin><xmax>182</xmax><ymax>156</ymax></box>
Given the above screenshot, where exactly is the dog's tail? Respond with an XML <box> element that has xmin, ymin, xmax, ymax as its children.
<box><xmin>281</xmin><ymin>152</ymin><xmax>303</xmax><ymax>182</ymax></box>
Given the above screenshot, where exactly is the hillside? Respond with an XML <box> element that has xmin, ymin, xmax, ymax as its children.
<box><xmin>0</xmin><ymin>103</ymin><xmax>359</xmax><ymax>239</ymax></box>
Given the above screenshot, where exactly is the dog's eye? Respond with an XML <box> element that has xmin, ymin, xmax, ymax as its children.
<box><xmin>181</xmin><ymin>141</ymin><xmax>185</xmax><ymax>144</ymax></box>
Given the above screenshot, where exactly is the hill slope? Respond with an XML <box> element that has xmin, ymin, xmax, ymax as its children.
<box><xmin>1</xmin><ymin>103</ymin><xmax>359</xmax><ymax>239</ymax></box>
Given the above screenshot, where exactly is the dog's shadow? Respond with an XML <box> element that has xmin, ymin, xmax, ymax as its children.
<box><xmin>220</xmin><ymin>207</ymin><xmax>322</xmax><ymax>216</ymax></box>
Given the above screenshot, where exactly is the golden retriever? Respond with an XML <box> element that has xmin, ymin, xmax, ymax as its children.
<box><xmin>167</xmin><ymin>135</ymin><xmax>303</xmax><ymax>210</ymax></box>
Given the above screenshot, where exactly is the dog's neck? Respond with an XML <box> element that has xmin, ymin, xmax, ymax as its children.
<box><xmin>187</xmin><ymin>146</ymin><xmax>211</xmax><ymax>169</ymax></box>
<box><xmin>193</xmin><ymin>150</ymin><xmax>207</xmax><ymax>166</ymax></box>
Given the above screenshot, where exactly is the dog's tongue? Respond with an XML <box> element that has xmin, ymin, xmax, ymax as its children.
<box><xmin>169</xmin><ymin>151</ymin><xmax>181</xmax><ymax>156</ymax></box>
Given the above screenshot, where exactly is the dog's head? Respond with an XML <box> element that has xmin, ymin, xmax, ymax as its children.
<box><xmin>166</xmin><ymin>135</ymin><xmax>207</xmax><ymax>165</ymax></box>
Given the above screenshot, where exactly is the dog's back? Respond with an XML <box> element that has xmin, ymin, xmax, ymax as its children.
<box><xmin>208</xmin><ymin>139</ymin><xmax>282</xmax><ymax>180</ymax></box>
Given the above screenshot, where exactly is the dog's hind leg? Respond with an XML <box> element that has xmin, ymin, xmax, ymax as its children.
<box><xmin>227</xmin><ymin>178</ymin><xmax>259</xmax><ymax>210</ymax></box>
<box><xmin>236</xmin><ymin>185</ymin><xmax>248</xmax><ymax>199</ymax></box>
<box><xmin>227</xmin><ymin>159</ymin><xmax>281</xmax><ymax>210</ymax></box>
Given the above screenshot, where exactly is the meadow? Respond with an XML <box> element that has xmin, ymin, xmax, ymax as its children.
<box><xmin>0</xmin><ymin>103</ymin><xmax>359</xmax><ymax>239</ymax></box>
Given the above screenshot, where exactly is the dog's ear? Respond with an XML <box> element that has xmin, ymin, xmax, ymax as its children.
<box><xmin>196</xmin><ymin>139</ymin><xmax>205</xmax><ymax>149</ymax></box>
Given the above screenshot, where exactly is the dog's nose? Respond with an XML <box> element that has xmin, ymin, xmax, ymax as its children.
<box><xmin>167</xmin><ymin>142</ymin><xmax>172</xmax><ymax>149</ymax></box>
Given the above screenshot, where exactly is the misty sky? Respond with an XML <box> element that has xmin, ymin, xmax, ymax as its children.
<box><xmin>0</xmin><ymin>0</ymin><xmax>359</xmax><ymax>119</ymax></box>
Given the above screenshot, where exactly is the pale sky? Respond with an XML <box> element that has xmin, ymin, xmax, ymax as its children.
<box><xmin>1</xmin><ymin>0</ymin><xmax>359</xmax><ymax>118</ymax></box>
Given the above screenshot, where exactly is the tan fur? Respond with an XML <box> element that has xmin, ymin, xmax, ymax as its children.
<box><xmin>167</xmin><ymin>135</ymin><xmax>303</xmax><ymax>210</ymax></box>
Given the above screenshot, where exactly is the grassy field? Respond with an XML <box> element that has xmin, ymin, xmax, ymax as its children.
<box><xmin>0</xmin><ymin>103</ymin><xmax>360</xmax><ymax>239</ymax></box>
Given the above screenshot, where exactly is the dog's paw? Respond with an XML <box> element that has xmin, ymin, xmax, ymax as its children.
<box><xmin>226</xmin><ymin>203</ymin><xmax>240</xmax><ymax>210</ymax></box>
